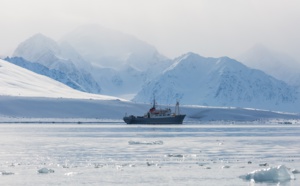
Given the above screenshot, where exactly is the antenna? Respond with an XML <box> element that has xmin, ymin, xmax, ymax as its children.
<box><xmin>153</xmin><ymin>93</ymin><xmax>156</xmax><ymax>108</ymax></box>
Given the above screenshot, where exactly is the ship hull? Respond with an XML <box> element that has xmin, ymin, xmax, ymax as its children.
<box><xmin>123</xmin><ymin>115</ymin><xmax>186</xmax><ymax>124</ymax></box>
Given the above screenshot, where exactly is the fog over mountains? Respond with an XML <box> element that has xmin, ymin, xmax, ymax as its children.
<box><xmin>60</xmin><ymin>25</ymin><xmax>172</xmax><ymax>98</ymax></box>
<box><xmin>11</xmin><ymin>34</ymin><xmax>101</xmax><ymax>94</ymax></box>
<box><xmin>238</xmin><ymin>44</ymin><xmax>300</xmax><ymax>87</ymax></box>
<box><xmin>4</xmin><ymin>25</ymin><xmax>300</xmax><ymax>112</ymax></box>
<box><xmin>11</xmin><ymin>25</ymin><xmax>172</xmax><ymax>99</ymax></box>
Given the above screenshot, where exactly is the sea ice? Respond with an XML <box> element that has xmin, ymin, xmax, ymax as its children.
<box><xmin>222</xmin><ymin>165</ymin><xmax>230</xmax><ymax>169</ymax></box>
<box><xmin>240</xmin><ymin>165</ymin><xmax>295</xmax><ymax>183</ymax></box>
<box><xmin>0</xmin><ymin>170</ymin><xmax>14</xmax><ymax>175</ymax></box>
<box><xmin>128</xmin><ymin>140</ymin><xmax>163</xmax><ymax>145</ymax></box>
<box><xmin>64</xmin><ymin>172</ymin><xmax>78</xmax><ymax>176</ymax></box>
<box><xmin>291</xmin><ymin>169</ymin><xmax>300</xmax><ymax>174</ymax></box>
<box><xmin>259</xmin><ymin>163</ymin><xmax>269</xmax><ymax>166</ymax></box>
<box><xmin>38</xmin><ymin>168</ymin><xmax>55</xmax><ymax>174</ymax></box>
<box><xmin>165</xmin><ymin>154</ymin><xmax>184</xmax><ymax>158</ymax></box>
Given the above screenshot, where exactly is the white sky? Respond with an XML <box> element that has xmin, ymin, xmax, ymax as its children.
<box><xmin>1</xmin><ymin>0</ymin><xmax>300</xmax><ymax>61</ymax></box>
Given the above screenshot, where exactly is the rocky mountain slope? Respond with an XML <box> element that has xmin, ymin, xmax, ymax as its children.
<box><xmin>133</xmin><ymin>53</ymin><xmax>299</xmax><ymax>112</ymax></box>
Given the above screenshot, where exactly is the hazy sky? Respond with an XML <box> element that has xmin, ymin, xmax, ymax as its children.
<box><xmin>1</xmin><ymin>0</ymin><xmax>300</xmax><ymax>61</ymax></box>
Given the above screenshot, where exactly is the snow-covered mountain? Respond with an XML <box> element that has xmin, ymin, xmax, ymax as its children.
<box><xmin>7</xmin><ymin>27</ymin><xmax>300</xmax><ymax>113</ymax></box>
<box><xmin>11</xmin><ymin>26</ymin><xmax>172</xmax><ymax>98</ymax></box>
<box><xmin>12</xmin><ymin>34</ymin><xmax>101</xmax><ymax>94</ymax></box>
<box><xmin>0</xmin><ymin>58</ymin><xmax>117</xmax><ymax>100</ymax></box>
<box><xmin>1</xmin><ymin>58</ymin><xmax>300</xmax><ymax>122</ymax></box>
<box><xmin>238</xmin><ymin>44</ymin><xmax>300</xmax><ymax>86</ymax></box>
<box><xmin>60</xmin><ymin>25</ymin><xmax>172</xmax><ymax>98</ymax></box>
<box><xmin>133</xmin><ymin>52</ymin><xmax>299</xmax><ymax>112</ymax></box>
<box><xmin>5</xmin><ymin>57</ymin><xmax>98</xmax><ymax>93</ymax></box>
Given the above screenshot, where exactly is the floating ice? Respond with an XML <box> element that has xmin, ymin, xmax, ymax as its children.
<box><xmin>94</xmin><ymin>163</ymin><xmax>106</xmax><ymax>168</ymax></box>
<box><xmin>62</xmin><ymin>165</ymin><xmax>69</xmax><ymax>168</ymax></box>
<box><xmin>222</xmin><ymin>165</ymin><xmax>230</xmax><ymax>169</ymax></box>
<box><xmin>197</xmin><ymin>162</ymin><xmax>209</xmax><ymax>166</ymax></box>
<box><xmin>240</xmin><ymin>165</ymin><xmax>295</xmax><ymax>183</ymax></box>
<box><xmin>165</xmin><ymin>154</ymin><xmax>184</xmax><ymax>158</ymax></box>
<box><xmin>38</xmin><ymin>168</ymin><xmax>55</xmax><ymax>174</ymax></box>
<box><xmin>291</xmin><ymin>169</ymin><xmax>300</xmax><ymax>174</ymax></box>
<box><xmin>128</xmin><ymin>140</ymin><xmax>163</xmax><ymax>145</ymax></box>
<box><xmin>0</xmin><ymin>170</ymin><xmax>14</xmax><ymax>175</ymax></box>
<box><xmin>146</xmin><ymin>162</ymin><xmax>158</xmax><ymax>167</ymax></box>
<box><xmin>64</xmin><ymin>172</ymin><xmax>78</xmax><ymax>176</ymax></box>
<box><xmin>259</xmin><ymin>163</ymin><xmax>269</xmax><ymax>167</ymax></box>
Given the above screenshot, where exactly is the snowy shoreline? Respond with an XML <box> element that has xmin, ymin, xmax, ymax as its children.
<box><xmin>1</xmin><ymin>95</ymin><xmax>300</xmax><ymax>124</ymax></box>
<box><xmin>0</xmin><ymin>117</ymin><xmax>299</xmax><ymax>125</ymax></box>
<box><xmin>0</xmin><ymin>115</ymin><xmax>123</xmax><ymax>124</ymax></box>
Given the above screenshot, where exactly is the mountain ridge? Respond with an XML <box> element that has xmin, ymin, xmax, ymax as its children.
<box><xmin>238</xmin><ymin>44</ymin><xmax>300</xmax><ymax>87</ymax></box>
<box><xmin>7</xmin><ymin>27</ymin><xmax>300</xmax><ymax>112</ymax></box>
<box><xmin>1</xmin><ymin>58</ymin><xmax>300</xmax><ymax>122</ymax></box>
<box><xmin>133</xmin><ymin>52</ymin><xmax>299</xmax><ymax>112</ymax></box>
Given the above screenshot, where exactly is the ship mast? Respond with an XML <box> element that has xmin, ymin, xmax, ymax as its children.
<box><xmin>175</xmin><ymin>100</ymin><xmax>180</xmax><ymax>115</ymax></box>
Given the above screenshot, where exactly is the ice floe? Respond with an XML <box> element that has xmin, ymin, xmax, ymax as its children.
<box><xmin>64</xmin><ymin>172</ymin><xmax>79</xmax><ymax>176</ymax></box>
<box><xmin>0</xmin><ymin>170</ymin><xmax>14</xmax><ymax>175</ymax></box>
<box><xmin>165</xmin><ymin>154</ymin><xmax>184</xmax><ymax>158</ymax></box>
<box><xmin>222</xmin><ymin>165</ymin><xmax>230</xmax><ymax>169</ymax></box>
<box><xmin>291</xmin><ymin>169</ymin><xmax>300</xmax><ymax>174</ymax></box>
<box><xmin>38</xmin><ymin>168</ymin><xmax>55</xmax><ymax>174</ymax></box>
<box><xmin>259</xmin><ymin>163</ymin><xmax>269</xmax><ymax>167</ymax></box>
<box><xmin>128</xmin><ymin>140</ymin><xmax>163</xmax><ymax>145</ymax></box>
<box><xmin>240</xmin><ymin>165</ymin><xmax>295</xmax><ymax>183</ymax></box>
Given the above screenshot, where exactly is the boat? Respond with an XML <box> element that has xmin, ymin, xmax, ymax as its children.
<box><xmin>123</xmin><ymin>99</ymin><xmax>186</xmax><ymax>124</ymax></box>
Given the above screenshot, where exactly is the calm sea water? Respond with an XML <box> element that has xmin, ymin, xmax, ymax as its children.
<box><xmin>0</xmin><ymin>123</ymin><xmax>299</xmax><ymax>186</ymax></box>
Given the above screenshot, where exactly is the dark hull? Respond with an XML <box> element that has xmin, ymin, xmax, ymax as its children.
<box><xmin>123</xmin><ymin>115</ymin><xmax>186</xmax><ymax>124</ymax></box>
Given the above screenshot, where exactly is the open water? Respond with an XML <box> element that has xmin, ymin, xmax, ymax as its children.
<box><xmin>0</xmin><ymin>123</ymin><xmax>300</xmax><ymax>185</ymax></box>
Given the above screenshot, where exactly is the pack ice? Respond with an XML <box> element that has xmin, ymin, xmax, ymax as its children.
<box><xmin>240</xmin><ymin>165</ymin><xmax>295</xmax><ymax>183</ymax></box>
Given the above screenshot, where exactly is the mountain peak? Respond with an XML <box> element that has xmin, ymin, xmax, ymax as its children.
<box><xmin>30</xmin><ymin>33</ymin><xmax>52</xmax><ymax>40</ymax></box>
<box><xmin>175</xmin><ymin>52</ymin><xmax>203</xmax><ymax>61</ymax></box>
<box><xmin>13</xmin><ymin>33</ymin><xmax>60</xmax><ymax>64</ymax></box>
<box><xmin>17</xmin><ymin>33</ymin><xmax>58</xmax><ymax>51</ymax></box>
<box><xmin>60</xmin><ymin>24</ymin><xmax>162</xmax><ymax>70</ymax></box>
<box><xmin>164</xmin><ymin>52</ymin><xmax>205</xmax><ymax>72</ymax></box>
